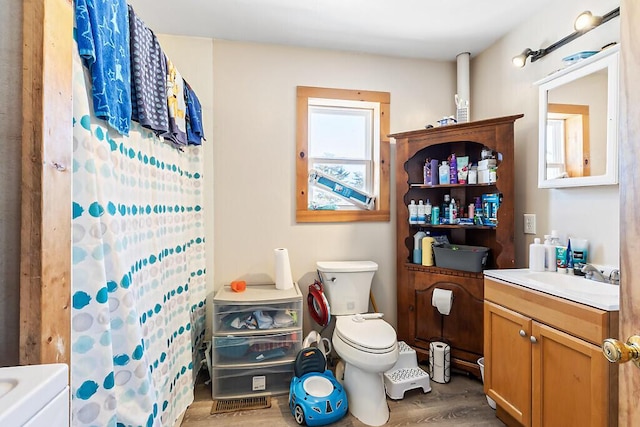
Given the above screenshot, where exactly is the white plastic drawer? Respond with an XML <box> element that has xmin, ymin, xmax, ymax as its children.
<box><xmin>213</xmin><ymin>303</ymin><xmax>302</xmax><ymax>334</ymax></box>
<box><xmin>211</xmin><ymin>362</ymin><xmax>294</xmax><ymax>399</ymax></box>
<box><xmin>212</xmin><ymin>330</ymin><xmax>302</xmax><ymax>366</ymax></box>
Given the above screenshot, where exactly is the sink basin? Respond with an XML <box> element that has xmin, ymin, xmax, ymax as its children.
<box><xmin>484</xmin><ymin>269</ymin><xmax>619</xmax><ymax>311</ymax></box>
<box><xmin>523</xmin><ymin>271</ymin><xmax>618</xmax><ymax>296</ymax></box>
<box><xmin>0</xmin><ymin>364</ymin><xmax>69</xmax><ymax>426</ymax></box>
<box><xmin>0</xmin><ymin>379</ymin><xmax>18</xmax><ymax>399</ymax></box>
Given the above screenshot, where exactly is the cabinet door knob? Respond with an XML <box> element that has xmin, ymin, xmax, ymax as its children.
<box><xmin>530</xmin><ymin>336</ymin><xmax>538</xmax><ymax>344</ymax></box>
<box><xmin>519</xmin><ymin>329</ymin><xmax>526</xmax><ymax>337</ymax></box>
<box><xmin>602</xmin><ymin>336</ymin><xmax>640</xmax><ymax>368</ymax></box>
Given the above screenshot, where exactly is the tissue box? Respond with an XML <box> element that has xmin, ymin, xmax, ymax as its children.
<box><xmin>433</xmin><ymin>244</ymin><xmax>489</xmax><ymax>273</ymax></box>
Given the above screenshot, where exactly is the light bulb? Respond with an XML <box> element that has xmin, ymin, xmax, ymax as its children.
<box><xmin>574</xmin><ymin>11</ymin><xmax>602</xmax><ymax>31</ymax></box>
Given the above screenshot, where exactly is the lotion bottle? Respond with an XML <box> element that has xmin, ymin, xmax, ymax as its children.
<box><xmin>529</xmin><ymin>237</ymin><xmax>545</xmax><ymax>272</ymax></box>
<box><xmin>417</xmin><ymin>200</ymin><xmax>426</xmax><ymax>224</ymax></box>
<box><xmin>408</xmin><ymin>200</ymin><xmax>418</xmax><ymax>225</ymax></box>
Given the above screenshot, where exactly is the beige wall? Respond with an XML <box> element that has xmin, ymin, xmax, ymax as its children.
<box><xmin>472</xmin><ymin>0</ymin><xmax>620</xmax><ymax>268</ymax></box>
<box><xmin>0</xmin><ymin>0</ymin><xmax>22</xmax><ymax>367</ymax></box>
<box><xmin>210</xmin><ymin>40</ymin><xmax>455</xmax><ymax>330</ymax></box>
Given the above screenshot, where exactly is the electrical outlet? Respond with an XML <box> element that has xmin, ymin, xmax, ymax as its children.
<box><xmin>524</xmin><ymin>214</ymin><xmax>536</xmax><ymax>234</ymax></box>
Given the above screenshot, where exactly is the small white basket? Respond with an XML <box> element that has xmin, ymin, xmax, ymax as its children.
<box><xmin>456</xmin><ymin>107</ymin><xmax>470</xmax><ymax>123</ymax></box>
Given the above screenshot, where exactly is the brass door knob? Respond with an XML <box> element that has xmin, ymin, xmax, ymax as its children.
<box><xmin>602</xmin><ymin>335</ymin><xmax>640</xmax><ymax>368</ymax></box>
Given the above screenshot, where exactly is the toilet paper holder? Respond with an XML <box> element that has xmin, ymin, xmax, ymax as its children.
<box><xmin>432</xmin><ymin>288</ymin><xmax>454</xmax><ymax>316</ymax></box>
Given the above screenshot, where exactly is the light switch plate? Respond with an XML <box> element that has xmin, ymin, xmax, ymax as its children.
<box><xmin>524</xmin><ymin>214</ymin><xmax>536</xmax><ymax>234</ymax></box>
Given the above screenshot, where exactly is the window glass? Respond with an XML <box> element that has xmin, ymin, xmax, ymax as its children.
<box><xmin>296</xmin><ymin>86</ymin><xmax>390</xmax><ymax>223</ymax></box>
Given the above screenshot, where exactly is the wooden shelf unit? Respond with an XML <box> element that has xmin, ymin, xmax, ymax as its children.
<box><xmin>391</xmin><ymin>114</ymin><xmax>523</xmax><ymax>377</ymax></box>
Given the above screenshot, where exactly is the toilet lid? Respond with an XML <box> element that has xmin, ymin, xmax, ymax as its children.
<box><xmin>335</xmin><ymin>315</ymin><xmax>396</xmax><ymax>353</ymax></box>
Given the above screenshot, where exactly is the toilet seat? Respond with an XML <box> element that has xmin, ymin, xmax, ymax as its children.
<box><xmin>335</xmin><ymin>315</ymin><xmax>396</xmax><ymax>354</ymax></box>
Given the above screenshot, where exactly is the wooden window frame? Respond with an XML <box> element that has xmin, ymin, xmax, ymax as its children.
<box><xmin>296</xmin><ymin>86</ymin><xmax>390</xmax><ymax>223</ymax></box>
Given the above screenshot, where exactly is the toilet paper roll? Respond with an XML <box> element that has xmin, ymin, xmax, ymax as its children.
<box><xmin>429</xmin><ymin>341</ymin><xmax>451</xmax><ymax>384</ymax></box>
<box><xmin>432</xmin><ymin>288</ymin><xmax>453</xmax><ymax>315</ymax></box>
<box><xmin>274</xmin><ymin>248</ymin><xmax>294</xmax><ymax>290</ymax></box>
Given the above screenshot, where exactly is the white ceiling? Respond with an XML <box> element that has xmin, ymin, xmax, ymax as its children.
<box><xmin>127</xmin><ymin>0</ymin><xmax>555</xmax><ymax>60</ymax></box>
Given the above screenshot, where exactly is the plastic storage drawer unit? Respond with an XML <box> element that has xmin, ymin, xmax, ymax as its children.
<box><xmin>212</xmin><ymin>282</ymin><xmax>303</xmax><ymax>399</ymax></box>
<box><xmin>213</xmin><ymin>331</ymin><xmax>302</xmax><ymax>365</ymax></box>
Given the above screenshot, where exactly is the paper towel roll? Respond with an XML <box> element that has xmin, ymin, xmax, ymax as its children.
<box><xmin>274</xmin><ymin>248</ymin><xmax>294</xmax><ymax>290</ymax></box>
<box><xmin>432</xmin><ymin>288</ymin><xmax>453</xmax><ymax>315</ymax></box>
<box><xmin>429</xmin><ymin>341</ymin><xmax>451</xmax><ymax>384</ymax></box>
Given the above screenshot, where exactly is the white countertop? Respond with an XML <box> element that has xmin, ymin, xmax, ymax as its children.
<box><xmin>484</xmin><ymin>268</ymin><xmax>619</xmax><ymax>311</ymax></box>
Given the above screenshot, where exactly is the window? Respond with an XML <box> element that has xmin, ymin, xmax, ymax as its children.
<box><xmin>296</xmin><ymin>87</ymin><xmax>390</xmax><ymax>223</ymax></box>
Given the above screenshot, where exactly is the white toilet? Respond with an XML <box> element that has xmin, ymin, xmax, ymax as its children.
<box><xmin>316</xmin><ymin>261</ymin><xmax>398</xmax><ymax>426</ymax></box>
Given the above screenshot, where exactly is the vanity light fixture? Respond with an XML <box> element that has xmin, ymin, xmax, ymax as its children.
<box><xmin>512</xmin><ymin>7</ymin><xmax>620</xmax><ymax>68</ymax></box>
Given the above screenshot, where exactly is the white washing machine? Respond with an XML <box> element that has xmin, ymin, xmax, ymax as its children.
<box><xmin>0</xmin><ymin>363</ymin><xmax>69</xmax><ymax>427</ymax></box>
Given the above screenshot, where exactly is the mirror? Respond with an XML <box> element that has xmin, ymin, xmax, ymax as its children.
<box><xmin>535</xmin><ymin>45</ymin><xmax>619</xmax><ymax>188</ymax></box>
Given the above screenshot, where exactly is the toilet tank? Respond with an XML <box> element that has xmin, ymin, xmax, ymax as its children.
<box><xmin>316</xmin><ymin>261</ymin><xmax>378</xmax><ymax>315</ymax></box>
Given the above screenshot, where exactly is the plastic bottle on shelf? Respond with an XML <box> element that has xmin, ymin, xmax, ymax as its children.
<box><xmin>417</xmin><ymin>200</ymin><xmax>426</xmax><ymax>224</ymax></box>
<box><xmin>449</xmin><ymin>153</ymin><xmax>458</xmax><ymax>184</ymax></box>
<box><xmin>425</xmin><ymin>199</ymin><xmax>432</xmax><ymax>224</ymax></box>
<box><xmin>449</xmin><ymin>198</ymin><xmax>458</xmax><ymax>224</ymax></box>
<box><xmin>529</xmin><ymin>237</ymin><xmax>545</xmax><ymax>272</ymax></box>
<box><xmin>442</xmin><ymin>194</ymin><xmax>451</xmax><ymax>224</ymax></box>
<box><xmin>439</xmin><ymin>161</ymin><xmax>450</xmax><ymax>185</ymax></box>
<box><xmin>408</xmin><ymin>200</ymin><xmax>418</xmax><ymax>225</ymax></box>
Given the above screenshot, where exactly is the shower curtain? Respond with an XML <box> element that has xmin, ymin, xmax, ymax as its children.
<box><xmin>70</xmin><ymin>47</ymin><xmax>207</xmax><ymax>426</ymax></box>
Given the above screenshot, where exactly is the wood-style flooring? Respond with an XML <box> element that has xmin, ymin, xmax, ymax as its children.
<box><xmin>180</xmin><ymin>369</ymin><xmax>505</xmax><ymax>426</ymax></box>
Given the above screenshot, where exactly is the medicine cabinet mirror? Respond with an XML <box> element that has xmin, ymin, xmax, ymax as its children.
<box><xmin>535</xmin><ymin>45</ymin><xmax>619</xmax><ymax>188</ymax></box>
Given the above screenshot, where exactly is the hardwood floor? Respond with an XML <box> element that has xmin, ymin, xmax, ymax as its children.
<box><xmin>181</xmin><ymin>369</ymin><xmax>505</xmax><ymax>426</ymax></box>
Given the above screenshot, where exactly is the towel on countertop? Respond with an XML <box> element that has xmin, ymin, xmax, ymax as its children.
<box><xmin>184</xmin><ymin>80</ymin><xmax>205</xmax><ymax>145</ymax></box>
<box><xmin>75</xmin><ymin>0</ymin><xmax>131</xmax><ymax>136</ymax></box>
<box><xmin>128</xmin><ymin>5</ymin><xmax>169</xmax><ymax>135</ymax></box>
<box><xmin>163</xmin><ymin>59</ymin><xmax>188</xmax><ymax>146</ymax></box>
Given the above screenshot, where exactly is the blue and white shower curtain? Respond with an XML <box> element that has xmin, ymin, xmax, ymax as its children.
<box><xmin>71</xmin><ymin>48</ymin><xmax>207</xmax><ymax>426</ymax></box>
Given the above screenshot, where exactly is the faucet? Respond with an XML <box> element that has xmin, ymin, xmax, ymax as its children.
<box><xmin>580</xmin><ymin>264</ymin><xmax>619</xmax><ymax>285</ymax></box>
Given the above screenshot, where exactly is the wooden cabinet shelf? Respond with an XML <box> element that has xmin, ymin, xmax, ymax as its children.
<box><xmin>391</xmin><ymin>114</ymin><xmax>522</xmax><ymax>378</ymax></box>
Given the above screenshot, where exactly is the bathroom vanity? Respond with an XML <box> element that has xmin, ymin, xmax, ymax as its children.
<box><xmin>483</xmin><ymin>270</ymin><xmax>619</xmax><ymax>427</ymax></box>
<box><xmin>391</xmin><ymin>115</ymin><xmax>521</xmax><ymax>377</ymax></box>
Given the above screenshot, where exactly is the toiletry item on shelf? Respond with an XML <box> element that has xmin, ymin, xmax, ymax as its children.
<box><xmin>413</xmin><ymin>231</ymin><xmax>427</xmax><ymax>264</ymax></box>
<box><xmin>448</xmin><ymin>198</ymin><xmax>458</xmax><ymax>224</ymax></box>
<box><xmin>439</xmin><ymin>161</ymin><xmax>450</xmax><ymax>185</ymax></box>
<box><xmin>430</xmin><ymin>159</ymin><xmax>439</xmax><ymax>185</ymax></box>
<box><xmin>457</xmin><ymin>156</ymin><xmax>469</xmax><ymax>184</ymax></box>
<box><xmin>529</xmin><ymin>238</ymin><xmax>546</xmax><ymax>272</ymax></box>
<box><xmin>556</xmin><ymin>246</ymin><xmax>568</xmax><ymax>273</ymax></box>
<box><xmin>423</xmin><ymin>159</ymin><xmax>430</xmax><ymax>185</ymax></box>
<box><xmin>468</xmin><ymin>165</ymin><xmax>478</xmax><ymax>184</ymax></box>
<box><xmin>408</xmin><ymin>200</ymin><xmax>418</xmax><ymax>225</ymax></box>
<box><xmin>489</xmin><ymin>167</ymin><xmax>497</xmax><ymax>183</ymax></box>
<box><xmin>468</xmin><ymin>203</ymin><xmax>474</xmax><ymax>219</ymax></box>
<box><xmin>431</xmin><ymin>206</ymin><xmax>440</xmax><ymax>225</ymax></box>
<box><xmin>421</xmin><ymin>235</ymin><xmax>435</xmax><ymax>266</ymax></box>
<box><xmin>425</xmin><ymin>199</ymin><xmax>432</xmax><ymax>224</ymax></box>
<box><xmin>543</xmin><ymin>235</ymin><xmax>557</xmax><ymax>272</ymax></box>
<box><xmin>449</xmin><ymin>154</ymin><xmax>458</xmax><ymax>184</ymax></box>
<box><xmin>481</xmin><ymin>146</ymin><xmax>494</xmax><ymax>160</ymax></box>
<box><xmin>417</xmin><ymin>200</ymin><xmax>426</xmax><ymax>224</ymax></box>
<box><xmin>442</xmin><ymin>194</ymin><xmax>451</xmax><ymax>224</ymax></box>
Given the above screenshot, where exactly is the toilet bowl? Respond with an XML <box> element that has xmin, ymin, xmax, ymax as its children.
<box><xmin>316</xmin><ymin>261</ymin><xmax>399</xmax><ymax>426</ymax></box>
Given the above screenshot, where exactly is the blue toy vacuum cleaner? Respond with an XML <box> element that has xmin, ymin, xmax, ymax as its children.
<box><xmin>288</xmin><ymin>346</ymin><xmax>348</xmax><ymax>426</ymax></box>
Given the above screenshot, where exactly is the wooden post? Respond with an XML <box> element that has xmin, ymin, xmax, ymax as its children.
<box><xmin>20</xmin><ymin>0</ymin><xmax>73</xmax><ymax>365</ymax></box>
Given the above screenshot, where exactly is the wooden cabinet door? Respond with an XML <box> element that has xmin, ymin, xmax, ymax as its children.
<box><xmin>413</xmin><ymin>271</ymin><xmax>484</xmax><ymax>372</ymax></box>
<box><xmin>531</xmin><ymin>322</ymin><xmax>610</xmax><ymax>427</ymax></box>
<box><xmin>484</xmin><ymin>301</ymin><xmax>532</xmax><ymax>426</ymax></box>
